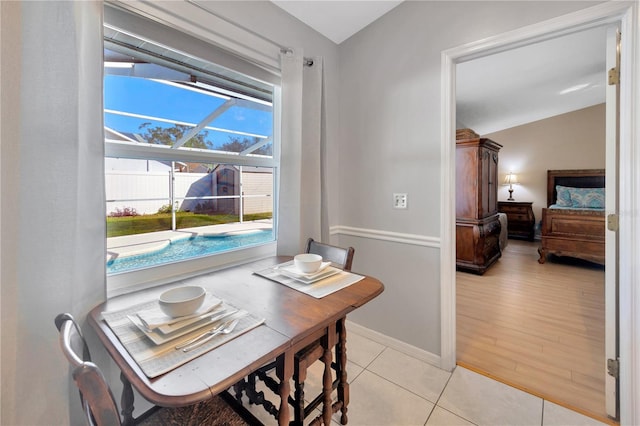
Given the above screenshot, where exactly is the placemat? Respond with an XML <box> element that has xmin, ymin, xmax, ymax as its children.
<box><xmin>254</xmin><ymin>261</ymin><xmax>365</xmax><ymax>298</ymax></box>
<box><xmin>102</xmin><ymin>298</ymin><xmax>265</xmax><ymax>378</ymax></box>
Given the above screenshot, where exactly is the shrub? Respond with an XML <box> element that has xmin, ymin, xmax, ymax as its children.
<box><xmin>108</xmin><ymin>207</ymin><xmax>139</xmax><ymax>217</ymax></box>
<box><xmin>157</xmin><ymin>204</ymin><xmax>173</xmax><ymax>214</ymax></box>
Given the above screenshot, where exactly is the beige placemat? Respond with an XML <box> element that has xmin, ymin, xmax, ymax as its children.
<box><xmin>254</xmin><ymin>261</ymin><xmax>365</xmax><ymax>298</ymax></box>
<box><xmin>102</xmin><ymin>299</ymin><xmax>265</xmax><ymax>378</ymax></box>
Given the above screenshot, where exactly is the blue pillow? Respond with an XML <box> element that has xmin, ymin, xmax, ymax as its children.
<box><xmin>569</xmin><ymin>187</ymin><xmax>605</xmax><ymax>208</ymax></box>
<box><xmin>555</xmin><ymin>185</ymin><xmax>573</xmax><ymax>207</ymax></box>
<box><xmin>556</xmin><ymin>185</ymin><xmax>605</xmax><ymax>209</ymax></box>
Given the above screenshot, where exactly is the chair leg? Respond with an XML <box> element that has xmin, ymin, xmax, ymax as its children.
<box><xmin>234</xmin><ymin>371</ymin><xmax>280</xmax><ymax>420</ymax></box>
<box><xmin>232</xmin><ymin>378</ymin><xmax>245</xmax><ymax>403</ymax></box>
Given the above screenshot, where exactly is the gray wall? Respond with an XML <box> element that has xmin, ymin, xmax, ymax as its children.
<box><xmin>334</xmin><ymin>1</ymin><xmax>602</xmax><ymax>354</ymax></box>
<box><xmin>206</xmin><ymin>1</ymin><xmax>343</xmax><ymax>231</ymax></box>
<box><xmin>487</xmin><ymin>103</ymin><xmax>606</xmax><ymax>222</ymax></box>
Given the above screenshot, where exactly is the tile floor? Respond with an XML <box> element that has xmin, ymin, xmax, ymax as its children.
<box><xmin>242</xmin><ymin>327</ymin><xmax>609</xmax><ymax>426</ymax></box>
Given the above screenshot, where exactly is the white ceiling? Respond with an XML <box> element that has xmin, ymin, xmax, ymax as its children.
<box><xmin>270</xmin><ymin>1</ymin><xmax>609</xmax><ymax>135</ymax></box>
<box><xmin>271</xmin><ymin>0</ymin><xmax>404</xmax><ymax>44</ymax></box>
<box><xmin>457</xmin><ymin>25</ymin><xmax>608</xmax><ymax>135</ymax></box>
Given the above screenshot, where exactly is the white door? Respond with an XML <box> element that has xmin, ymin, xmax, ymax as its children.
<box><xmin>604</xmin><ymin>24</ymin><xmax>620</xmax><ymax>420</ymax></box>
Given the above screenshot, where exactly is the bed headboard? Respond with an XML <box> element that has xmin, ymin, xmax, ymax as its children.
<box><xmin>546</xmin><ymin>169</ymin><xmax>605</xmax><ymax>206</ymax></box>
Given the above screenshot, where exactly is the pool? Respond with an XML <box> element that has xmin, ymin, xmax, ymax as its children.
<box><xmin>107</xmin><ymin>230</ymin><xmax>274</xmax><ymax>274</ymax></box>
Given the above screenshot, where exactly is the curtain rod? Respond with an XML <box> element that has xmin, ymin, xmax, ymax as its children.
<box><xmin>187</xmin><ymin>2</ymin><xmax>316</xmax><ymax>68</ymax></box>
<box><xmin>280</xmin><ymin>48</ymin><xmax>314</xmax><ymax>67</ymax></box>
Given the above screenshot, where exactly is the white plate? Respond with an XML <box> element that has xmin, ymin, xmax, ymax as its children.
<box><xmin>278</xmin><ymin>261</ymin><xmax>330</xmax><ymax>277</ymax></box>
<box><xmin>134</xmin><ymin>294</ymin><xmax>221</xmax><ymax>333</ymax></box>
<box><xmin>127</xmin><ymin>308</ymin><xmax>238</xmax><ymax>345</ymax></box>
<box><xmin>277</xmin><ymin>262</ymin><xmax>341</xmax><ymax>284</ymax></box>
<box><xmin>153</xmin><ymin>303</ymin><xmax>225</xmax><ymax>335</ymax></box>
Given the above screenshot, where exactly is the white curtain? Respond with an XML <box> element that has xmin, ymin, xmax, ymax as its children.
<box><xmin>316</xmin><ymin>58</ymin><xmax>331</xmax><ymax>244</ymax></box>
<box><xmin>0</xmin><ymin>2</ymin><xmax>106</xmax><ymax>424</ymax></box>
<box><xmin>303</xmin><ymin>57</ymin><xmax>326</xmax><ymax>243</ymax></box>
<box><xmin>277</xmin><ymin>50</ymin><xmax>326</xmax><ymax>255</ymax></box>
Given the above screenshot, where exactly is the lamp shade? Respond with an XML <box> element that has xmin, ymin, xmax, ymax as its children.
<box><xmin>504</xmin><ymin>172</ymin><xmax>519</xmax><ymax>185</ymax></box>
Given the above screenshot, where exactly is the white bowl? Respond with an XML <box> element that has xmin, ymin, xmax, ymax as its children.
<box><xmin>294</xmin><ymin>253</ymin><xmax>323</xmax><ymax>274</ymax></box>
<box><xmin>158</xmin><ymin>286</ymin><xmax>206</xmax><ymax>318</ymax></box>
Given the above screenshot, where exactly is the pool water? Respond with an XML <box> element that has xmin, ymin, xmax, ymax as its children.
<box><xmin>107</xmin><ymin>230</ymin><xmax>274</xmax><ymax>274</ymax></box>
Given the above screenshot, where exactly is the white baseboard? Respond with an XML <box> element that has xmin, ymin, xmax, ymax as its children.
<box><xmin>346</xmin><ymin>320</ymin><xmax>442</xmax><ymax>369</ymax></box>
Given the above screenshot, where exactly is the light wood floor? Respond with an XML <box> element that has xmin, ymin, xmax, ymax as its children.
<box><xmin>457</xmin><ymin>239</ymin><xmax>608</xmax><ymax>422</ymax></box>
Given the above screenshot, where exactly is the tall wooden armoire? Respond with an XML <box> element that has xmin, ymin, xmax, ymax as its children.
<box><xmin>456</xmin><ymin>136</ymin><xmax>503</xmax><ymax>274</ymax></box>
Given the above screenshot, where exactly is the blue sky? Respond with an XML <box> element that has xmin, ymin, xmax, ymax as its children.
<box><xmin>104</xmin><ymin>75</ymin><xmax>272</xmax><ymax>149</ymax></box>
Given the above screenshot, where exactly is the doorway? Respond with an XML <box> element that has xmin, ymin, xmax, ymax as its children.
<box><xmin>454</xmin><ymin>25</ymin><xmax>609</xmax><ymax>420</ymax></box>
<box><xmin>440</xmin><ymin>2</ymin><xmax>637</xmax><ymax>423</ymax></box>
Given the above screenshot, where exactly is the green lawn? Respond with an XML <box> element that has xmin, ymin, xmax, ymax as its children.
<box><xmin>106</xmin><ymin>212</ymin><xmax>272</xmax><ymax>238</ymax></box>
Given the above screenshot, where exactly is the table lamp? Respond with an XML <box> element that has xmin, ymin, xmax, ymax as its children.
<box><xmin>504</xmin><ymin>172</ymin><xmax>518</xmax><ymax>201</ymax></box>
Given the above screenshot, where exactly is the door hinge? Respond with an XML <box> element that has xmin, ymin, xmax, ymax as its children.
<box><xmin>607</xmin><ymin>358</ymin><xmax>619</xmax><ymax>379</ymax></box>
<box><xmin>608</xmin><ymin>67</ymin><xmax>620</xmax><ymax>85</ymax></box>
<box><xmin>607</xmin><ymin>214</ymin><xmax>619</xmax><ymax>231</ymax></box>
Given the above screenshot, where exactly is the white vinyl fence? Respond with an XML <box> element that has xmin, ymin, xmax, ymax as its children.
<box><xmin>106</xmin><ymin>168</ymin><xmax>273</xmax><ymax>217</ymax></box>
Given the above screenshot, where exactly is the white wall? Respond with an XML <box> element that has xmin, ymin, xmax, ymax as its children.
<box><xmin>335</xmin><ymin>1</ymin><xmax>603</xmax><ymax>355</ymax></box>
<box><xmin>486</xmin><ymin>103</ymin><xmax>606</xmax><ymax>223</ymax></box>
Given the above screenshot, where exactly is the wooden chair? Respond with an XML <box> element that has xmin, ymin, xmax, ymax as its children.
<box><xmin>295</xmin><ymin>238</ymin><xmax>354</xmax><ymax>425</ymax></box>
<box><xmin>235</xmin><ymin>238</ymin><xmax>355</xmax><ymax>425</ymax></box>
<box><xmin>55</xmin><ymin>313</ymin><xmax>248</xmax><ymax>426</ymax></box>
<box><xmin>306</xmin><ymin>238</ymin><xmax>354</xmax><ymax>271</ymax></box>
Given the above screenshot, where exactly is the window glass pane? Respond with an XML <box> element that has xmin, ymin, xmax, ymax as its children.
<box><xmin>242</xmin><ymin>167</ymin><xmax>275</xmax><ymax>215</ymax></box>
<box><xmin>104</xmin><ymin>36</ymin><xmax>276</xmax><ymax>277</ymax></box>
<box><xmin>106</xmin><ymin>159</ymin><xmax>274</xmax><ymax>274</ymax></box>
<box><xmin>104</xmin><ymin>74</ymin><xmax>273</xmax><ymax>157</ymax></box>
<box><xmin>106</xmin><ymin>158</ymin><xmax>172</xmax><ymax>221</ymax></box>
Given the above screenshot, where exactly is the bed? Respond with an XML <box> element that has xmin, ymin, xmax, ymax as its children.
<box><xmin>537</xmin><ymin>169</ymin><xmax>606</xmax><ymax>265</ymax></box>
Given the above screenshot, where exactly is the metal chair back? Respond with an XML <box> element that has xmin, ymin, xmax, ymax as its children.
<box><xmin>55</xmin><ymin>313</ymin><xmax>122</xmax><ymax>426</ymax></box>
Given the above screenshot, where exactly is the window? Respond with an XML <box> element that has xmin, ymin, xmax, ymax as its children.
<box><xmin>104</xmin><ymin>11</ymin><xmax>279</xmax><ymax>291</ymax></box>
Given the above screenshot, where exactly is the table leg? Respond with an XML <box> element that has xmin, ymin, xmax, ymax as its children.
<box><xmin>323</xmin><ymin>323</ymin><xmax>337</xmax><ymax>425</ymax></box>
<box><xmin>119</xmin><ymin>372</ymin><xmax>135</xmax><ymax>426</ymax></box>
<box><xmin>276</xmin><ymin>349</ymin><xmax>293</xmax><ymax>426</ymax></box>
<box><xmin>337</xmin><ymin>318</ymin><xmax>349</xmax><ymax>424</ymax></box>
<box><xmin>293</xmin><ymin>358</ymin><xmax>306</xmax><ymax>424</ymax></box>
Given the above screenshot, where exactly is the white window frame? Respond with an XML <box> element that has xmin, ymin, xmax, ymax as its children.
<box><xmin>104</xmin><ymin>7</ymin><xmax>281</xmax><ymax>297</ymax></box>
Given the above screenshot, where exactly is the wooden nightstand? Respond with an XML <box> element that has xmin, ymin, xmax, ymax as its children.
<box><xmin>497</xmin><ymin>201</ymin><xmax>535</xmax><ymax>241</ymax></box>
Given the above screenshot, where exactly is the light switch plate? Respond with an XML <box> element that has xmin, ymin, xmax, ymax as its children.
<box><xmin>393</xmin><ymin>193</ymin><xmax>407</xmax><ymax>209</ymax></box>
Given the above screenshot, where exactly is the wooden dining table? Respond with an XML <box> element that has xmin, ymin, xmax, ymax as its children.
<box><xmin>88</xmin><ymin>256</ymin><xmax>384</xmax><ymax>425</ymax></box>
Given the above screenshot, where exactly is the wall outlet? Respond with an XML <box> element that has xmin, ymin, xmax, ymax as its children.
<box><xmin>393</xmin><ymin>193</ymin><xmax>407</xmax><ymax>209</ymax></box>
